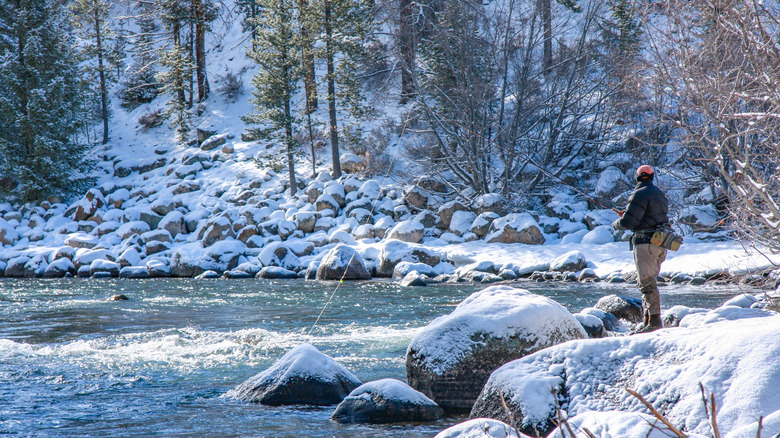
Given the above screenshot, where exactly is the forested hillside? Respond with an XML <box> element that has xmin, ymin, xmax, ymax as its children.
<box><xmin>1</xmin><ymin>0</ymin><xmax>779</xmax><ymax>249</ymax></box>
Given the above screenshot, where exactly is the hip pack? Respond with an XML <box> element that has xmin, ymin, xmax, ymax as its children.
<box><xmin>650</xmin><ymin>226</ymin><xmax>683</xmax><ymax>251</ymax></box>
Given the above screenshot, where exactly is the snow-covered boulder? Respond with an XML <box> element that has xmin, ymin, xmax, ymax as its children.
<box><xmin>406</xmin><ymin>286</ymin><xmax>587</xmax><ymax>413</ymax></box>
<box><xmin>225</xmin><ymin>343</ymin><xmax>361</xmax><ymax>406</ymax></box>
<box><xmin>315</xmin><ymin>194</ymin><xmax>341</xmax><ymax>213</ymax></box>
<box><xmin>117</xmin><ymin>221</ymin><xmax>151</xmax><ymax>240</ymax></box>
<box><xmin>119</xmin><ymin>266</ymin><xmax>151</xmax><ymax>279</ymax></box>
<box><xmin>595</xmin><ymin>294</ymin><xmax>643</xmax><ymax>323</ymax></box>
<box><xmin>64</xmin><ymin>233</ymin><xmax>99</xmax><ymax>249</ymax></box>
<box><xmin>392</xmin><ymin>261</ymin><xmax>436</xmax><ymax>279</ymax></box>
<box><xmin>386</xmin><ymin>220</ymin><xmax>425</xmax><ymax>244</ymax></box>
<box><xmin>316</xmin><ymin>244</ymin><xmax>371</xmax><ymax>281</ymax></box>
<box><xmin>340</xmin><ymin>153</ymin><xmax>364</xmax><ymax>174</ymax></box>
<box><xmin>376</xmin><ymin>240</ymin><xmax>441</xmax><ymax>277</ymax></box>
<box><xmin>158</xmin><ymin>211</ymin><xmax>186</xmax><ymax>238</ymax></box>
<box><xmin>434</xmin><ymin>418</ymin><xmax>530</xmax><ymax>438</ymax></box>
<box><xmin>471</xmin><ymin>193</ymin><xmax>508</xmax><ymax>216</ymax></box>
<box><xmin>485</xmin><ymin>214</ymin><xmax>545</xmax><ymax>245</ymax></box>
<box><xmin>2</xmin><ymin>256</ymin><xmax>26</xmax><ymax>278</ymax></box>
<box><xmin>72</xmin><ymin>188</ymin><xmax>104</xmax><ymax>221</ymax></box>
<box><xmin>549</xmin><ymin>250</ymin><xmax>587</xmax><ymax>272</ymax></box>
<box><xmin>329</xmin><ymin>229</ymin><xmax>357</xmax><ymax>246</ymax></box>
<box><xmin>73</xmin><ymin>249</ymin><xmax>114</xmax><ymax>268</ymax></box>
<box><xmin>449</xmin><ymin>210</ymin><xmax>477</xmax><ymax>237</ymax></box>
<box><xmin>331</xmin><ymin>378</ymin><xmax>443</xmax><ymax>424</ymax></box>
<box><xmin>357</xmin><ymin>180</ymin><xmax>381</xmax><ymax>200</ymax></box>
<box><xmin>0</xmin><ymin>218</ymin><xmax>18</xmax><ymax>246</ymax></box>
<box><xmin>90</xmin><ymin>259</ymin><xmax>121</xmax><ymax>277</ymax></box>
<box><xmin>256</xmin><ymin>266</ymin><xmax>298</xmax><ymax>279</ymax></box>
<box><xmin>399</xmin><ymin>271</ymin><xmax>428</xmax><ymax>287</ymax></box>
<box><xmin>437</xmin><ymin>200</ymin><xmax>468</xmax><ymax>228</ymax></box>
<box><xmin>43</xmin><ymin>257</ymin><xmax>75</xmax><ymax>278</ymax></box>
<box><xmin>470</xmin><ymin>212</ymin><xmax>500</xmax><ymax>238</ymax></box>
<box><xmin>469</xmin><ymin>314</ymin><xmax>780</xmax><ymax>437</ymax></box>
<box><xmin>404</xmin><ymin>186</ymin><xmax>430</xmax><ymax>209</ymax></box>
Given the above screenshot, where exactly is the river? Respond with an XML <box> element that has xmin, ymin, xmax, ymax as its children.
<box><xmin>0</xmin><ymin>278</ymin><xmax>752</xmax><ymax>437</ymax></box>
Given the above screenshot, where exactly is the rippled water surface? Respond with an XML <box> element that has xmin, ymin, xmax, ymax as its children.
<box><xmin>0</xmin><ymin>278</ymin><xmax>756</xmax><ymax>437</ymax></box>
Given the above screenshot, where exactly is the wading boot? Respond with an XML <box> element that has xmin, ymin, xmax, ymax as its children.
<box><xmin>632</xmin><ymin>314</ymin><xmax>663</xmax><ymax>335</ymax></box>
<box><xmin>630</xmin><ymin>312</ymin><xmax>651</xmax><ymax>335</ymax></box>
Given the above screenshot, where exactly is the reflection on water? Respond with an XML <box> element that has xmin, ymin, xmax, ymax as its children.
<box><xmin>0</xmin><ymin>278</ymin><xmax>759</xmax><ymax>437</ymax></box>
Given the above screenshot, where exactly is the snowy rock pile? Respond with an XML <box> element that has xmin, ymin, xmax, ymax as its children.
<box><xmin>0</xmin><ymin>139</ymin><xmax>771</xmax><ymax>285</ymax></box>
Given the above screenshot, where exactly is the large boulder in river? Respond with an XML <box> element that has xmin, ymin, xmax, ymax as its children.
<box><xmin>331</xmin><ymin>378</ymin><xmax>444</xmax><ymax>424</ymax></box>
<box><xmin>406</xmin><ymin>286</ymin><xmax>586</xmax><ymax>413</ymax></box>
<box><xmin>225</xmin><ymin>343</ymin><xmax>361</xmax><ymax>406</ymax></box>
<box><xmin>316</xmin><ymin>244</ymin><xmax>371</xmax><ymax>281</ymax></box>
<box><xmin>485</xmin><ymin>213</ymin><xmax>545</xmax><ymax>245</ymax></box>
<box><xmin>595</xmin><ymin>294</ymin><xmax>643</xmax><ymax>323</ymax></box>
<box><xmin>376</xmin><ymin>240</ymin><xmax>441</xmax><ymax>277</ymax></box>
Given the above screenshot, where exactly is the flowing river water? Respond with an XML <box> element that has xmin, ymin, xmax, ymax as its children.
<box><xmin>0</xmin><ymin>278</ymin><xmax>756</xmax><ymax>437</ymax></box>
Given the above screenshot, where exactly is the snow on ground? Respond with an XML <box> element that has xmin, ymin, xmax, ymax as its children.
<box><xmin>477</xmin><ymin>310</ymin><xmax>780</xmax><ymax>437</ymax></box>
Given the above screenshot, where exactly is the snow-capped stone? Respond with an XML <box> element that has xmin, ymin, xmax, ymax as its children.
<box><xmin>256</xmin><ymin>266</ymin><xmax>298</xmax><ymax>279</ymax></box>
<box><xmin>226</xmin><ymin>343</ymin><xmax>361</xmax><ymax>406</ymax></box>
<box><xmin>331</xmin><ymin>378</ymin><xmax>443</xmax><ymax>424</ymax></box>
<box><xmin>305</xmin><ymin>181</ymin><xmax>325</xmax><ymax>203</ymax></box>
<box><xmin>90</xmin><ymin>259</ymin><xmax>121</xmax><ymax>277</ymax></box>
<box><xmin>404</xmin><ymin>186</ymin><xmax>430</xmax><ymax>209</ymax></box>
<box><xmin>73</xmin><ymin>249</ymin><xmax>114</xmax><ymax>268</ymax></box>
<box><xmin>470</xmin><ymin>212</ymin><xmax>499</xmax><ymax>237</ymax></box>
<box><xmin>723</xmin><ymin>294</ymin><xmax>760</xmax><ymax>308</ymax></box>
<box><xmin>549</xmin><ymin>250</ymin><xmax>587</xmax><ymax>272</ymax></box>
<box><xmin>353</xmin><ymin>224</ymin><xmax>375</xmax><ymax>240</ymax></box>
<box><xmin>292</xmin><ymin>211</ymin><xmax>318</xmax><ymax>233</ymax></box>
<box><xmin>449</xmin><ymin>210</ymin><xmax>477</xmax><ymax>237</ymax></box>
<box><xmin>64</xmin><ymin>233</ymin><xmax>99</xmax><ymax>249</ymax></box>
<box><xmin>315</xmin><ymin>194</ymin><xmax>341</xmax><ymax>212</ymax></box>
<box><xmin>340</xmin><ymin>153</ymin><xmax>364</xmax><ymax>174</ymax></box>
<box><xmin>119</xmin><ymin>266</ymin><xmax>151</xmax><ymax>279</ymax></box>
<box><xmin>51</xmin><ymin>246</ymin><xmax>76</xmax><ymax>261</ymax></box>
<box><xmin>407</xmin><ymin>286</ymin><xmax>586</xmax><ymax>413</ymax></box>
<box><xmin>323</xmin><ymin>182</ymin><xmax>346</xmax><ymax>207</ymax></box>
<box><xmin>437</xmin><ymin>200</ymin><xmax>468</xmax><ymax>228</ymax></box>
<box><xmin>146</xmin><ymin>259</ymin><xmax>171</xmax><ymax>277</ymax></box>
<box><xmin>159</xmin><ymin>211</ymin><xmax>186</xmax><ymax>237</ymax></box>
<box><xmin>0</xmin><ymin>218</ymin><xmax>18</xmax><ymax>246</ymax></box>
<box><xmin>200</xmin><ymin>134</ymin><xmax>227</xmax><ymax>151</ymax></box>
<box><xmin>399</xmin><ymin>271</ymin><xmax>427</xmax><ymax>287</ymax></box>
<box><xmin>201</xmin><ymin>217</ymin><xmax>235</xmax><ymax>246</ymax></box>
<box><xmin>117</xmin><ymin>221</ymin><xmax>152</xmax><ymax>240</ymax></box>
<box><xmin>574</xmin><ymin>312</ymin><xmax>606</xmax><ymax>338</ymax></box>
<box><xmin>376</xmin><ymin>240</ymin><xmax>441</xmax><ymax>277</ymax></box>
<box><xmin>662</xmin><ymin>305</ymin><xmax>707</xmax><ymax>328</ymax></box>
<box><xmin>386</xmin><ymin>221</ymin><xmax>425</xmax><ymax>244</ymax></box>
<box><xmin>434</xmin><ymin>418</ymin><xmax>529</xmax><ymax>438</ymax></box>
<box><xmin>373</xmin><ymin>216</ymin><xmax>395</xmax><ymax>239</ymax></box>
<box><xmin>580</xmin><ymin>307</ymin><xmax>620</xmax><ymax>332</ymax></box>
<box><xmin>357</xmin><ymin>180</ymin><xmax>381</xmax><ymax>200</ymax></box>
<box><xmin>316</xmin><ymin>244</ymin><xmax>371</xmax><ymax>281</ymax></box>
<box><xmin>329</xmin><ymin>229</ymin><xmax>357</xmax><ymax>246</ymax></box>
<box><xmin>195</xmin><ymin>270</ymin><xmax>220</xmax><ymax>279</ymax></box>
<box><xmin>485</xmin><ymin>214</ymin><xmax>545</xmax><ymax>245</ymax></box>
<box><xmin>95</xmin><ymin>221</ymin><xmax>120</xmax><ymax>237</ymax></box>
<box><xmin>595</xmin><ymin>295</ymin><xmax>643</xmax><ymax>323</ymax></box>
<box><xmin>258</xmin><ymin>242</ymin><xmax>301</xmax><ymax>271</ymax></box>
<box><xmin>471</xmin><ymin>193</ymin><xmax>508</xmax><ymax>216</ymax></box>
<box><xmin>390</xmin><ymin>262</ymin><xmax>434</xmax><ymax>280</ymax></box>
<box><xmin>72</xmin><ymin>188</ymin><xmax>104</xmax><ymax>221</ymax></box>
<box><xmin>277</xmin><ymin>219</ymin><xmax>297</xmax><ymax>239</ymax></box>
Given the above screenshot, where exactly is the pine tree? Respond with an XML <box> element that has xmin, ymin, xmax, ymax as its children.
<box><xmin>320</xmin><ymin>0</ymin><xmax>376</xmax><ymax>178</ymax></box>
<box><xmin>243</xmin><ymin>0</ymin><xmax>301</xmax><ymax>195</ymax></box>
<box><xmin>0</xmin><ymin>0</ymin><xmax>94</xmax><ymax>201</ymax></box>
<box><xmin>157</xmin><ymin>0</ymin><xmax>194</xmax><ymax>139</ymax></box>
<box><xmin>70</xmin><ymin>0</ymin><xmax>116</xmax><ymax>144</ymax></box>
<box><xmin>119</xmin><ymin>8</ymin><xmax>160</xmax><ymax>107</ymax></box>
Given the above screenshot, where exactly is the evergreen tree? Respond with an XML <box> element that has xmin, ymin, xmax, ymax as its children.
<box><xmin>119</xmin><ymin>8</ymin><xmax>160</xmax><ymax>107</ymax></box>
<box><xmin>319</xmin><ymin>0</ymin><xmax>375</xmax><ymax>178</ymax></box>
<box><xmin>70</xmin><ymin>0</ymin><xmax>116</xmax><ymax>144</ymax></box>
<box><xmin>243</xmin><ymin>0</ymin><xmax>301</xmax><ymax>195</ymax></box>
<box><xmin>157</xmin><ymin>0</ymin><xmax>194</xmax><ymax>139</ymax></box>
<box><xmin>0</xmin><ymin>0</ymin><xmax>94</xmax><ymax>201</ymax></box>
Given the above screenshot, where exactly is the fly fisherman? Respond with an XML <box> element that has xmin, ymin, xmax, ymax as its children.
<box><xmin>612</xmin><ymin>165</ymin><xmax>669</xmax><ymax>334</ymax></box>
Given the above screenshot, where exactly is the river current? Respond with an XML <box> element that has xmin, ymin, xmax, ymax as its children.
<box><xmin>0</xmin><ymin>278</ymin><xmax>753</xmax><ymax>437</ymax></box>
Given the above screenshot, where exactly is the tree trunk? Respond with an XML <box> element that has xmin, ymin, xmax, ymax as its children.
<box><xmin>95</xmin><ymin>7</ymin><xmax>109</xmax><ymax>144</ymax></box>
<box><xmin>399</xmin><ymin>0</ymin><xmax>416</xmax><ymax>103</ymax></box>
<box><xmin>285</xmin><ymin>98</ymin><xmax>297</xmax><ymax>195</ymax></box>
<box><xmin>298</xmin><ymin>0</ymin><xmax>317</xmax><ymax>113</ymax></box>
<box><xmin>324</xmin><ymin>0</ymin><xmax>341</xmax><ymax>179</ymax></box>
<box><xmin>541</xmin><ymin>0</ymin><xmax>552</xmax><ymax>75</ymax></box>
<box><xmin>195</xmin><ymin>0</ymin><xmax>209</xmax><ymax>102</ymax></box>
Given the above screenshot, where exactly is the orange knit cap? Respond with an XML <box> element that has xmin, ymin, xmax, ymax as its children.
<box><xmin>636</xmin><ymin>165</ymin><xmax>654</xmax><ymax>176</ymax></box>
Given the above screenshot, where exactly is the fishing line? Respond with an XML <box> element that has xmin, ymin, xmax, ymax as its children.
<box><xmin>307</xmin><ymin>108</ymin><xmax>412</xmax><ymax>334</ymax></box>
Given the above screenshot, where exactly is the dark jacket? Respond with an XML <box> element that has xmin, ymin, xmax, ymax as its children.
<box><xmin>612</xmin><ymin>180</ymin><xmax>669</xmax><ymax>244</ymax></box>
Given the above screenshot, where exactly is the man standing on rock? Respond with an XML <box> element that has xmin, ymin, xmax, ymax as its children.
<box><xmin>612</xmin><ymin>165</ymin><xmax>669</xmax><ymax>334</ymax></box>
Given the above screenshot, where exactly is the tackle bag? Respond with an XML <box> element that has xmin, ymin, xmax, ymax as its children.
<box><xmin>650</xmin><ymin>226</ymin><xmax>683</xmax><ymax>251</ymax></box>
